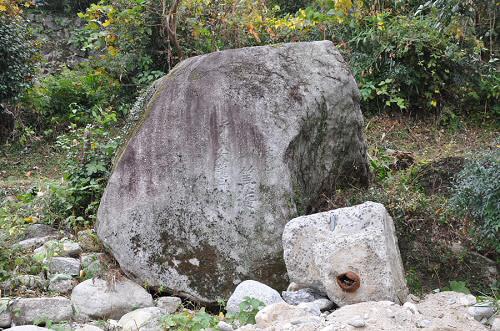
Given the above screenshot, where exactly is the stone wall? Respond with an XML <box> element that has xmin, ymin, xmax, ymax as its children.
<box><xmin>26</xmin><ymin>10</ymin><xmax>87</xmax><ymax>74</ymax></box>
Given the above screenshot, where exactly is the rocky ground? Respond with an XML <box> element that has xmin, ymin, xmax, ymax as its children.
<box><xmin>0</xmin><ymin>205</ymin><xmax>498</xmax><ymax>331</ymax></box>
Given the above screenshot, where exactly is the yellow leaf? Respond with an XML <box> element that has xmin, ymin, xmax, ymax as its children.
<box><xmin>108</xmin><ymin>45</ymin><xmax>119</xmax><ymax>56</ymax></box>
<box><xmin>431</xmin><ymin>100</ymin><xmax>437</xmax><ymax>107</ymax></box>
<box><xmin>0</xmin><ymin>5</ymin><xmax>7</xmax><ymax>11</ymax></box>
<box><xmin>102</xmin><ymin>19</ymin><xmax>112</xmax><ymax>27</ymax></box>
<box><xmin>24</xmin><ymin>216</ymin><xmax>38</xmax><ymax>224</ymax></box>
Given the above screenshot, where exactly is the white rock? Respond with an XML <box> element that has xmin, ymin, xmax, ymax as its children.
<box><xmin>155</xmin><ymin>296</ymin><xmax>182</xmax><ymax>314</ymax></box>
<box><xmin>71</xmin><ymin>278</ymin><xmax>153</xmax><ymax>320</ymax></box>
<box><xmin>226</xmin><ymin>280</ymin><xmax>284</xmax><ymax>313</ymax></box>
<box><xmin>48</xmin><ymin>257</ymin><xmax>81</xmax><ymax>276</ymax></box>
<box><xmin>218</xmin><ymin>321</ymin><xmax>234</xmax><ymax>331</ymax></box>
<box><xmin>467</xmin><ymin>304</ymin><xmax>496</xmax><ymax>322</ymax></box>
<box><xmin>9</xmin><ymin>297</ymin><xmax>73</xmax><ymax>325</ymax></box>
<box><xmin>118</xmin><ymin>307</ymin><xmax>163</xmax><ymax>331</ymax></box>
<box><xmin>283</xmin><ymin>202</ymin><xmax>409</xmax><ymax>306</ymax></box>
<box><xmin>347</xmin><ymin>316</ymin><xmax>366</xmax><ymax>328</ymax></box>
<box><xmin>3</xmin><ymin>327</ymin><xmax>52</xmax><ymax>331</ymax></box>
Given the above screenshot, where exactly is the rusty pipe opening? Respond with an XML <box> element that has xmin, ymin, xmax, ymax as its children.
<box><xmin>336</xmin><ymin>271</ymin><xmax>360</xmax><ymax>292</ymax></box>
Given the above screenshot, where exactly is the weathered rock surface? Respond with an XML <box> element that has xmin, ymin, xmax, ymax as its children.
<box><xmin>48</xmin><ymin>257</ymin><xmax>81</xmax><ymax>276</ymax></box>
<box><xmin>96</xmin><ymin>41</ymin><xmax>369</xmax><ymax>303</ymax></box>
<box><xmin>283</xmin><ymin>202</ymin><xmax>408</xmax><ymax>306</ymax></box>
<box><xmin>71</xmin><ymin>278</ymin><xmax>153</xmax><ymax>320</ymax></box>
<box><xmin>237</xmin><ymin>291</ymin><xmax>487</xmax><ymax>331</ymax></box>
<box><xmin>226</xmin><ymin>280</ymin><xmax>284</xmax><ymax>313</ymax></box>
<box><xmin>9</xmin><ymin>297</ymin><xmax>73</xmax><ymax>325</ymax></box>
<box><xmin>155</xmin><ymin>296</ymin><xmax>182</xmax><ymax>314</ymax></box>
<box><xmin>48</xmin><ymin>274</ymin><xmax>77</xmax><ymax>293</ymax></box>
<box><xmin>118</xmin><ymin>307</ymin><xmax>163</xmax><ymax>331</ymax></box>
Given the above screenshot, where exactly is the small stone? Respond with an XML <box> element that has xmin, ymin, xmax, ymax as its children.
<box><xmin>467</xmin><ymin>304</ymin><xmax>496</xmax><ymax>322</ymax></box>
<box><xmin>48</xmin><ymin>274</ymin><xmax>76</xmax><ymax>293</ymax></box>
<box><xmin>416</xmin><ymin>319</ymin><xmax>432</xmax><ymax>328</ymax></box>
<box><xmin>77</xmin><ymin>229</ymin><xmax>101</xmax><ymax>252</ymax></box>
<box><xmin>9</xmin><ymin>297</ymin><xmax>73</xmax><ymax>325</ymax></box>
<box><xmin>226</xmin><ymin>280</ymin><xmax>284</xmax><ymax>313</ymax></box>
<box><xmin>33</xmin><ymin>239</ymin><xmax>82</xmax><ymax>259</ymax></box>
<box><xmin>155</xmin><ymin>296</ymin><xmax>182</xmax><ymax>314</ymax></box>
<box><xmin>118</xmin><ymin>307</ymin><xmax>163</xmax><ymax>331</ymax></box>
<box><xmin>218</xmin><ymin>321</ymin><xmax>234</xmax><ymax>331</ymax></box>
<box><xmin>347</xmin><ymin>317</ymin><xmax>366</xmax><ymax>328</ymax></box>
<box><xmin>282</xmin><ymin>288</ymin><xmax>322</xmax><ymax>305</ymax></box>
<box><xmin>15</xmin><ymin>236</ymin><xmax>58</xmax><ymax>250</ymax></box>
<box><xmin>48</xmin><ymin>257</ymin><xmax>81</xmax><ymax>276</ymax></box>
<box><xmin>403</xmin><ymin>302</ymin><xmax>419</xmax><ymax>315</ymax></box>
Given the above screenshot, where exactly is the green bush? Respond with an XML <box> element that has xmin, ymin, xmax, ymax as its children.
<box><xmin>47</xmin><ymin>122</ymin><xmax>121</xmax><ymax>229</ymax></box>
<box><xmin>349</xmin><ymin>14</ymin><xmax>490</xmax><ymax>114</ymax></box>
<box><xmin>0</xmin><ymin>15</ymin><xmax>36</xmax><ymax>102</ymax></box>
<box><xmin>22</xmin><ymin>67</ymin><xmax>121</xmax><ymax>130</ymax></box>
<box><xmin>449</xmin><ymin>151</ymin><xmax>500</xmax><ymax>254</ymax></box>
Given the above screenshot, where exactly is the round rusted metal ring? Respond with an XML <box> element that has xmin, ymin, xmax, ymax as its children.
<box><xmin>336</xmin><ymin>271</ymin><xmax>361</xmax><ymax>292</ymax></box>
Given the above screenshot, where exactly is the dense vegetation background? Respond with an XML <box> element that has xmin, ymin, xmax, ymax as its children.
<box><xmin>0</xmin><ymin>0</ymin><xmax>498</xmax><ymax>304</ymax></box>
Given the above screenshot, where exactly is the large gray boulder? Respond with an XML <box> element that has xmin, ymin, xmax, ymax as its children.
<box><xmin>283</xmin><ymin>202</ymin><xmax>408</xmax><ymax>306</ymax></box>
<box><xmin>97</xmin><ymin>41</ymin><xmax>370</xmax><ymax>303</ymax></box>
